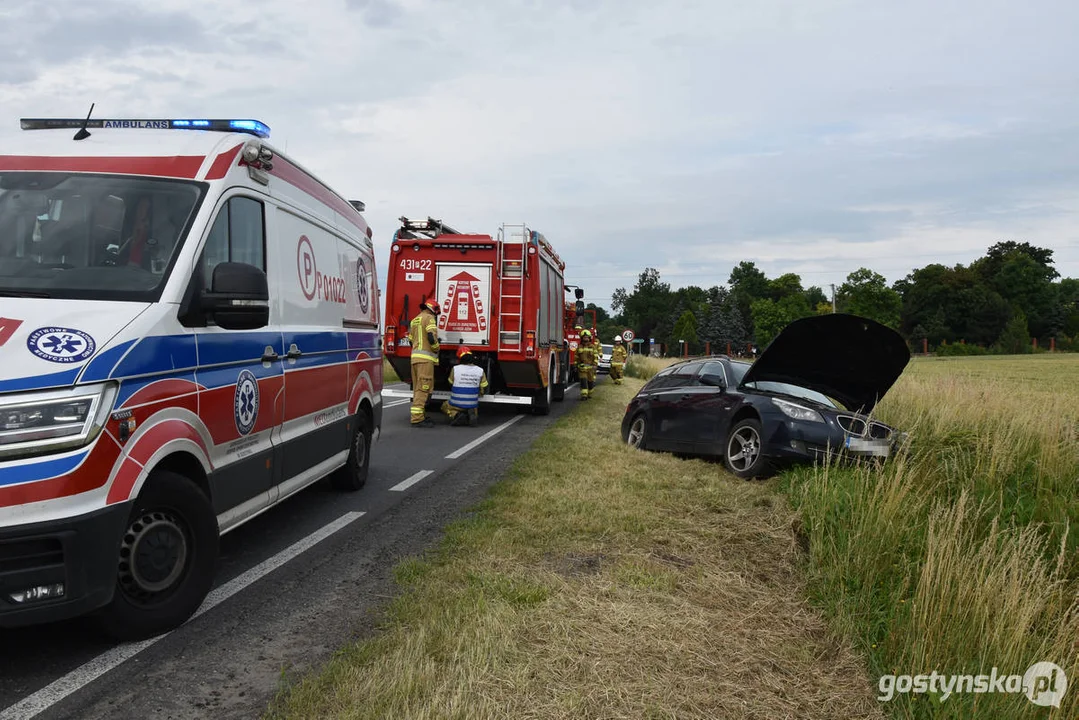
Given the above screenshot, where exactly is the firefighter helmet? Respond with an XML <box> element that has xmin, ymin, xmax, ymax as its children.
<box><xmin>457</xmin><ymin>345</ymin><xmax>473</xmax><ymax>359</ymax></box>
<box><xmin>422</xmin><ymin>298</ymin><xmax>440</xmax><ymax>314</ymax></box>
<box><xmin>581</xmin><ymin>329</ymin><xmax>591</xmax><ymax>339</ymax></box>
<box><xmin>615</xmin><ymin>336</ymin><xmax>623</xmax><ymax>343</ymax></box>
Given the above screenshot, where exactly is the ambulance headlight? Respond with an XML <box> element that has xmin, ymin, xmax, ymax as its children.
<box><xmin>241</xmin><ymin>143</ymin><xmax>261</xmax><ymax>163</ymax></box>
<box><xmin>0</xmin><ymin>383</ymin><xmax>117</xmax><ymax>459</ymax></box>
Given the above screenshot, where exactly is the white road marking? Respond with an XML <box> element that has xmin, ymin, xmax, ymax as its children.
<box><xmin>445</xmin><ymin>415</ymin><xmax>524</xmax><ymax>459</ymax></box>
<box><xmin>383</xmin><ymin>399</ymin><xmax>410</xmax><ymax>409</ymax></box>
<box><xmin>0</xmin><ymin>511</ymin><xmax>366</xmax><ymax>720</ymax></box>
<box><xmin>388</xmin><ymin>470</ymin><xmax>433</xmax><ymax>492</ymax></box>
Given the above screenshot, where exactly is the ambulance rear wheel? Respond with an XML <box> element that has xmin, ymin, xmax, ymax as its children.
<box><xmin>95</xmin><ymin>470</ymin><xmax>218</xmax><ymax>641</ymax></box>
<box><xmin>332</xmin><ymin>411</ymin><xmax>371</xmax><ymax>491</ymax></box>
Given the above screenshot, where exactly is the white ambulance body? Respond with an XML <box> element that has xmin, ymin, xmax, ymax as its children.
<box><xmin>0</xmin><ymin>117</ymin><xmax>382</xmax><ymax>639</ymax></box>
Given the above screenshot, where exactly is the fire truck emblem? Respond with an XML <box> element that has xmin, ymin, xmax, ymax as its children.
<box><xmin>438</xmin><ymin>271</ymin><xmax>487</xmax><ymax>335</ymax></box>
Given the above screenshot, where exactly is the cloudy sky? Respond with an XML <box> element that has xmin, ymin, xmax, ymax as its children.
<box><xmin>2</xmin><ymin>0</ymin><xmax>1077</xmax><ymax>310</ymax></box>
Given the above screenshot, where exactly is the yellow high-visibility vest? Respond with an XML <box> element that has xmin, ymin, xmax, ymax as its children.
<box><xmin>409</xmin><ymin>309</ymin><xmax>439</xmax><ymax>363</ymax></box>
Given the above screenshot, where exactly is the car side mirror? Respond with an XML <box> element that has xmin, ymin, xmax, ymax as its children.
<box><xmin>201</xmin><ymin>262</ymin><xmax>270</xmax><ymax>330</ymax></box>
<box><xmin>700</xmin><ymin>373</ymin><xmax>726</xmax><ymax>389</ymax></box>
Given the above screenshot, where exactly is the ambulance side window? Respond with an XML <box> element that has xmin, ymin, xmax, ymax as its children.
<box><xmin>200</xmin><ymin>196</ymin><xmax>266</xmax><ymax>282</ymax></box>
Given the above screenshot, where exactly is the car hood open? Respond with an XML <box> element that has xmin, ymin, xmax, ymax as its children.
<box><xmin>739</xmin><ymin>313</ymin><xmax>911</xmax><ymax>414</ymax></box>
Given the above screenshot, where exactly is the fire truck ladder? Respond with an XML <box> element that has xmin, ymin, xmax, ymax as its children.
<box><xmin>397</xmin><ymin>216</ymin><xmax>462</xmax><ymax>240</ymax></box>
<box><xmin>496</xmin><ymin>223</ymin><xmax>529</xmax><ymax>350</ymax></box>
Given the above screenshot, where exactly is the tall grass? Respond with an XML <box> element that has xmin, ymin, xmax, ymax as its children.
<box><xmin>625</xmin><ymin>355</ymin><xmax>678</xmax><ymax>380</ymax></box>
<box><xmin>783</xmin><ymin>354</ymin><xmax>1079</xmax><ymax>718</ymax></box>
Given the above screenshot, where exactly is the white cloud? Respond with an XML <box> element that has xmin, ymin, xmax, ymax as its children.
<box><xmin>1</xmin><ymin>0</ymin><xmax>1077</xmax><ymax>309</ymax></box>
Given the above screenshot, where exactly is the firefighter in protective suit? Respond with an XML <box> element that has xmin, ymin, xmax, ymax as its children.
<box><xmin>577</xmin><ymin>329</ymin><xmax>597</xmax><ymax>399</ymax></box>
<box><xmin>442</xmin><ymin>346</ymin><xmax>488</xmax><ymax>426</ymax></box>
<box><xmin>409</xmin><ymin>298</ymin><xmax>441</xmax><ymax>427</ymax></box>
<box><xmin>610</xmin><ymin>336</ymin><xmax>628</xmax><ymax>384</ymax></box>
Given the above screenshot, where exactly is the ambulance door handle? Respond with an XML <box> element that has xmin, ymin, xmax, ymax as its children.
<box><xmin>286</xmin><ymin>344</ymin><xmax>302</xmax><ymax>360</ymax></box>
<box><xmin>261</xmin><ymin>346</ymin><xmax>280</xmax><ymax>362</ymax></box>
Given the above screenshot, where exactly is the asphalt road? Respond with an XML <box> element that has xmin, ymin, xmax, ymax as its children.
<box><xmin>0</xmin><ymin>377</ymin><xmax>601</xmax><ymax>720</ymax></box>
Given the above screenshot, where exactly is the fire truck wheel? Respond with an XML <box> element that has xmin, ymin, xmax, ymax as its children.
<box><xmin>532</xmin><ymin>359</ymin><xmax>554</xmax><ymax>415</ymax></box>
<box><xmin>552</xmin><ymin>358</ymin><xmax>567</xmax><ymax>402</ymax></box>
<box><xmin>95</xmin><ymin>470</ymin><xmax>218</xmax><ymax>642</ymax></box>
<box><xmin>331</xmin><ymin>410</ymin><xmax>371</xmax><ymax>491</ymax></box>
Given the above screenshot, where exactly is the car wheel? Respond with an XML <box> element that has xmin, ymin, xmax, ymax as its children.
<box><xmin>95</xmin><ymin>470</ymin><xmax>219</xmax><ymax>641</ymax></box>
<box><xmin>332</xmin><ymin>411</ymin><xmax>371</xmax><ymax>491</ymax></box>
<box><xmin>625</xmin><ymin>413</ymin><xmax>649</xmax><ymax>450</ymax></box>
<box><xmin>724</xmin><ymin>418</ymin><xmax>772</xmax><ymax>480</ymax></box>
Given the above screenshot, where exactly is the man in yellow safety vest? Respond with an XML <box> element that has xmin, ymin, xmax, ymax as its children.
<box><xmin>577</xmin><ymin>329</ymin><xmax>597</xmax><ymax>399</ymax></box>
<box><xmin>409</xmin><ymin>298</ymin><xmax>441</xmax><ymax>427</ymax></box>
<box><xmin>610</xmin><ymin>336</ymin><xmax>627</xmax><ymax>384</ymax></box>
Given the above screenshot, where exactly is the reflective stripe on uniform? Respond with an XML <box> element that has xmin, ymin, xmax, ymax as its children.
<box><xmin>448</xmin><ymin>364</ymin><xmax>485</xmax><ymax>409</ymax></box>
<box><xmin>409</xmin><ymin>310</ymin><xmax>440</xmax><ymax>362</ymax></box>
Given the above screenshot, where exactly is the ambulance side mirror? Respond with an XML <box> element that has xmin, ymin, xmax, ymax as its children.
<box><xmin>202</xmin><ymin>262</ymin><xmax>270</xmax><ymax>330</ymax></box>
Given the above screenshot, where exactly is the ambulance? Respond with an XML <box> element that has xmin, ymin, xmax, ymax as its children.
<box><xmin>0</xmin><ymin>116</ymin><xmax>382</xmax><ymax>639</ymax></box>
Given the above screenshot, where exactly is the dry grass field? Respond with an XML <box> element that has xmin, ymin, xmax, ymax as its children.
<box><xmin>267</xmin><ymin>353</ymin><xmax>1079</xmax><ymax>719</ymax></box>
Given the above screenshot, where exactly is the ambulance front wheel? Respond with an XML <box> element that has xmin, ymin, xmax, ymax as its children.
<box><xmin>95</xmin><ymin>470</ymin><xmax>219</xmax><ymax>641</ymax></box>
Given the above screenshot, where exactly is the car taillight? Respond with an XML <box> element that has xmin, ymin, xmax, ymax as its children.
<box><xmin>525</xmin><ymin>330</ymin><xmax>535</xmax><ymax>358</ymax></box>
<box><xmin>386</xmin><ymin>327</ymin><xmax>396</xmax><ymax>350</ymax></box>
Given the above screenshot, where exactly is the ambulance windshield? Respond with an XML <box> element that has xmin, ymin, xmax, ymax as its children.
<box><xmin>0</xmin><ymin>172</ymin><xmax>204</xmax><ymax>301</ymax></box>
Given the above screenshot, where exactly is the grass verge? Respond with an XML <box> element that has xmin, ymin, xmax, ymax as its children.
<box><xmin>782</xmin><ymin>354</ymin><xmax>1079</xmax><ymax>719</ymax></box>
<box><xmin>265</xmin><ymin>380</ymin><xmax>883</xmax><ymax>719</ymax></box>
<box><xmin>383</xmin><ymin>358</ymin><xmax>400</xmax><ymax>384</ymax></box>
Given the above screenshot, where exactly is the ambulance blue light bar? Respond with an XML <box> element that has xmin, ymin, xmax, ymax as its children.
<box><xmin>19</xmin><ymin>118</ymin><xmax>271</xmax><ymax>138</ymax></box>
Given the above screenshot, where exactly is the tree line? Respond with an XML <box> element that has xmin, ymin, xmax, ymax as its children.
<box><xmin>599</xmin><ymin>241</ymin><xmax>1079</xmax><ymax>356</ymax></box>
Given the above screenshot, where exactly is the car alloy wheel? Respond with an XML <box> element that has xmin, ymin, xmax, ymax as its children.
<box><xmin>627</xmin><ymin>414</ymin><xmax>647</xmax><ymax>449</ymax></box>
<box><xmin>727</xmin><ymin>424</ymin><xmax>761</xmax><ymax>473</ymax></box>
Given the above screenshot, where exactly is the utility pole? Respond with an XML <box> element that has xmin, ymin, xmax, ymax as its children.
<box><xmin>830</xmin><ymin>284</ymin><xmax>836</xmax><ymax>313</ymax></box>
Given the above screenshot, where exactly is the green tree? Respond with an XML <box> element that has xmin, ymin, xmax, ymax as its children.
<box><xmin>728</xmin><ymin>261</ymin><xmax>770</xmax><ymax>337</ymax></box>
<box><xmin>767</xmin><ymin>273</ymin><xmax>805</xmax><ymax>301</ymax></box>
<box><xmin>751</xmin><ymin>293</ymin><xmax>811</xmax><ymax>348</ymax></box>
<box><xmin>804</xmin><ymin>285</ymin><xmax>828</xmax><ymax>309</ymax></box>
<box><xmin>611</xmin><ymin>268</ymin><xmax>673</xmax><ymax>354</ymax></box>
<box><xmin>671</xmin><ymin>309</ymin><xmax>699</xmax><ymax>354</ymax></box>
<box><xmin>837</xmin><ymin>268</ymin><xmax>902</xmax><ymax>328</ymax></box>
<box><xmin>699</xmin><ymin>294</ymin><xmax>747</xmax><ymax>352</ymax></box>
<box><xmin>994</xmin><ymin>309</ymin><xmax>1032</xmax><ymax>354</ymax></box>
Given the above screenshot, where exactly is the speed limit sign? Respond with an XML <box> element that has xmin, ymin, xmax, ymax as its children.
<box><xmin>622</xmin><ymin>329</ymin><xmax>635</xmax><ymax>342</ymax></box>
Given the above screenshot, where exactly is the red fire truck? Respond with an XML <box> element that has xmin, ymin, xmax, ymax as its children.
<box><xmin>382</xmin><ymin>217</ymin><xmax>577</xmax><ymax>414</ymax></box>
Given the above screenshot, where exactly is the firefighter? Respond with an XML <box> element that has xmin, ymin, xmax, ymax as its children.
<box><xmin>577</xmin><ymin>329</ymin><xmax>597</xmax><ymax>399</ymax></box>
<box><xmin>409</xmin><ymin>298</ymin><xmax>441</xmax><ymax>427</ymax></box>
<box><xmin>610</xmin><ymin>336</ymin><xmax>627</xmax><ymax>384</ymax></box>
<box><xmin>441</xmin><ymin>346</ymin><xmax>488</xmax><ymax>426</ymax></box>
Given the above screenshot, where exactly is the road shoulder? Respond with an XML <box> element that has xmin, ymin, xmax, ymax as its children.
<box><xmin>266</xmin><ymin>380</ymin><xmax>884</xmax><ymax>720</ymax></box>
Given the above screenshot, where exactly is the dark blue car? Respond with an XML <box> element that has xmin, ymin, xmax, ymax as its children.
<box><xmin>620</xmin><ymin>314</ymin><xmax>911</xmax><ymax>479</ymax></box>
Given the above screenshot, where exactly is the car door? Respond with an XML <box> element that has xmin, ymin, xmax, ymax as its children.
<box><xmin>648</xmin><ymin>361</ymin><xmax>705</xmax><ymax>450</ymax></box>
<box><xmin>193</xmin><ymin>194</ymin><xmax>284</xmax><ymax>516</ymax></box>
<box><xmin>680</xmin><ymin>360</ymin><xmax>740</xmax><ymax>454</ymax></box>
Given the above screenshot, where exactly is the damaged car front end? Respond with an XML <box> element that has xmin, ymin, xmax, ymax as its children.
<box><xmin>621</xmin><ymin>313</ymin><xmax>912</xmax><ymax>479</ymax></box>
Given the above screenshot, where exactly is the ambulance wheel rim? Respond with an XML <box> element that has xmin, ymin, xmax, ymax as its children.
<box><xmin>352</xmin><ymin>421</ymin><xmax>367</xmax><ymax>468</ymax></box>
<box><xmin>119</xmin><ymin>510</ymin><xmax>189</xmax><ymax>599</ymax></box>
